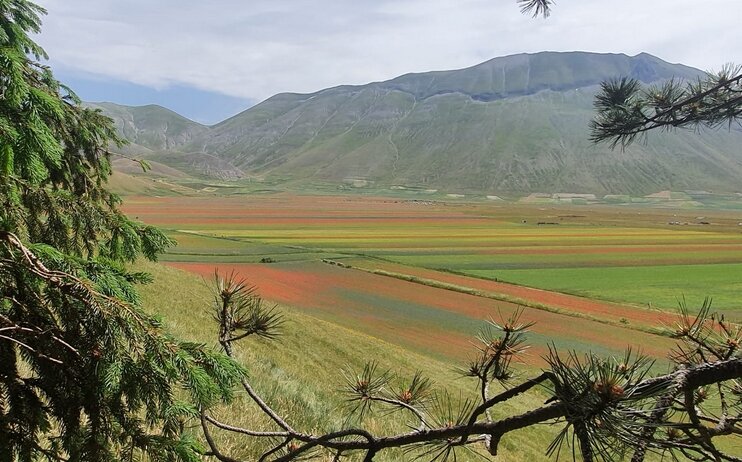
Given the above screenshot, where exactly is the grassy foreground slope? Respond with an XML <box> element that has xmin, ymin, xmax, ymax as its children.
<box><xmin>137</xmin><ymin>261</ymin><xmax>558</xmax><ymax>461</ymax></box>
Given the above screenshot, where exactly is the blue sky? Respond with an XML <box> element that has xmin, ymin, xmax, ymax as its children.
<box><xmin>34</xmin><ymin>0</ymin><xmax>742</xmax><ymax>124</ymax></box>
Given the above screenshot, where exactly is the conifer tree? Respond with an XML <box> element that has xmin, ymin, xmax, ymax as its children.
<box><xmin>0</xmin><ymin>1</ymin><xmax>243</xmax><ymax>460</ymax></box>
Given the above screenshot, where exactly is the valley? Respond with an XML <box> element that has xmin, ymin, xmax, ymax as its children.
<box><xmin>5</xmin><ymin>0</ymin><xmax>739</xmax><ymax>459</ymax></box>
<box><xmin>101</xmin><ymin>48</ymin><xmax>742</xmax><ymax>462</ymax></box>
<box><xmin>122</xmin><ymin>193</ymin><xmax>742</xmax><ymax>368</ymax></box>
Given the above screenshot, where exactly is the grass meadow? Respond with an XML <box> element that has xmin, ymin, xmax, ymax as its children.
<box><xmin>475</xmin><ymin>263</ymin><xmax>742</xmax><ymax>314</ymax></box>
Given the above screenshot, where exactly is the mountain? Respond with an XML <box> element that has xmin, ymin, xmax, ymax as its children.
<box><xmin>88</xmin><ymin>102</ymin><xmax>247</xmax><ymax>179</ymax></box>
<box><xmin>98</xmin><ymin>52</ymin><xmax>742</xmax><ymax>194</ymax></box>
<box><xmin>86</xmin><ymin>102</ymin><xmax>209</xmax><ymax>154</ymax></box>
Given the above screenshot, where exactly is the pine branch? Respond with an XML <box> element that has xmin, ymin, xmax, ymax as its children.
<box><xmin>591</xmin><ymin>68</ymin><xmax>742</xmax><ymax>148</ymax></box>
<box><xmin>203</xmin><ymin>302</ymin><xmax>741</xmax><ymax>462</ymax></box>
<box><xmin>517</xmin><ymin>0</ymin><xmax>554</xmax><ymax>18</ymax></box>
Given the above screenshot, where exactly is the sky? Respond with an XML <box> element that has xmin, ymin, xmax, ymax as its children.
<box><xmin>35</xmin><ymin>0</ymin><xmax>742</xmax><ymax>124</ymax></box>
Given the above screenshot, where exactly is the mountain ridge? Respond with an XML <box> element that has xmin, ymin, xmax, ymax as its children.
<box><xmin>95</xmin><ymin>51</ymin><xmax>742</xmax><ymax>194</ymax></box>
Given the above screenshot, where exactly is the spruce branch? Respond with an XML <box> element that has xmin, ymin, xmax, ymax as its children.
<box><xmin>0</xmin><ymin>230</ymin><xmax>243</xmax><ymax>460</ymax></box>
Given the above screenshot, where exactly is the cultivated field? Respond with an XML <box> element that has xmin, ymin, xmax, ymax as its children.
<box><xmin>123</xmin><ymin>193</ymin><xmax>742</xmax><ymax>365</ymax></box>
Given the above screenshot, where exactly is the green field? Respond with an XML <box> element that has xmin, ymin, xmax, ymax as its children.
<box><xmin>473</xmin><ymin>263</ymin><xmax>742</xmax><ymax>312</ymax></box>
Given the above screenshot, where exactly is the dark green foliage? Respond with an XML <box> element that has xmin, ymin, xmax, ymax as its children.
<box><xmin>463</xmin><ymin>310</ymin><xmax>534</xmax><ymax>385</ymax></box>
<box><xmin>0</xmin><ymin>1</ymin><xmax>244</xmax><ymax>460</ymax></box>
<box><xmin>342</xmin><ymin>362</ymin><xmax>393</xmax><ymax>421</ymax></box>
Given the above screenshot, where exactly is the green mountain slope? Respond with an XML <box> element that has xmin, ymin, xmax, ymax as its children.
<box><xmin>101</xmin><ymin>52</ymin><xmax>742</xmax><ymax>194</ymax></box>
<box><xmin>87</xmin><ymin>102</ymin><xmax>209</xmax><ymax>153</ymax></box>
<box><xmin>90</xmin><ymin>102</ymin><xmax>247</xmax><ymax>179</ymax></box>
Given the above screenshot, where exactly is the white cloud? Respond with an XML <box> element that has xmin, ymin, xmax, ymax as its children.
<box><xmin>36</xmin><ymin>0</ymin><xmax>742</xmax><ymax>102</ymax></box>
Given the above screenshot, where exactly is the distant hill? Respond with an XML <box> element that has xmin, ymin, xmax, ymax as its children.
<box><xmin>96</xmin><ymin>52</ymin><xmax>742</xmax><ymax>195</ymax></box>
<box><xmin>88</xmin><ymin>102</ymin><xmax>246</xmax><ymax>179</ymax></box>
<box><xmin>86</xmin><ymin>102</ymin><xmax>209</xmax><ymax>153</ymax></box>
